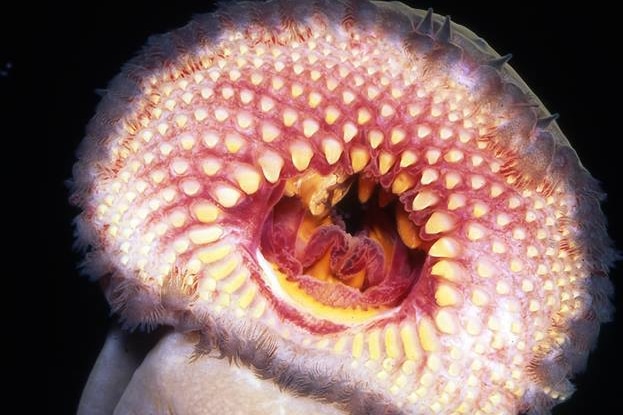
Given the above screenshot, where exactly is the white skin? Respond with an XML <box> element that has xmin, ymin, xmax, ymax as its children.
<box><xmin>79</xmin><ymin>328</ymin><xmax>344</xmax><ymax>415</ymax></box>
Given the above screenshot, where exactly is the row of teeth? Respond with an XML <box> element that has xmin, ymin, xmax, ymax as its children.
<box><xmin>77</xmin><ymin>12</ymin><xmax>589</xmax><ymax>413</ymax></box>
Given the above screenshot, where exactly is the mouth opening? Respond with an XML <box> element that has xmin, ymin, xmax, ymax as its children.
<box><xmin>259</xmin><ymin>170</ymin><xmax>426</xmax><ymax>316</ymax></box>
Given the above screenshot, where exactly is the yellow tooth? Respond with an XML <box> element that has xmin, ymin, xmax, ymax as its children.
<box><xmin>283</xmin><ymin>108</ymin><xmax>298</xmax><ymax>127</ymax></box>
<box><xmin>471</xmin><ymin>288</ymin><xmax>490</xmax><ymax>307</ymax></box>
<box><xmin>303</xmin><ymin>119</ymin><xmax>320</xmax><ymax>137</ymax></box>
<box><xmin>492</xmin><ymin>240</ymin><xmax>506</xmax><ymax>254</ymax></box>
<box><xmin>291</xmin><ymin>83</ymin><xmax>303</xmax><ymax>98</ymax></box>
<box><xmin>342</xmin><ymin>90</ymin><xmax>355</xmax><ymax>104</ymax></box>
<box><xmin>434</xmin><ymin>309</ymin><xmax>458</xmax><ymax>334</ymax></box>
<box><xmin>258</xmin><ymin>151</ymin><xmax>284</xmax><ymax>183</ymax></box>
<box><xmin>260</xmin><ymin>96</ymin><xmax>274</xmax><ymax>112</ymax></box>
<box><xmin>426</xmin><ymin>149</ymin><xmax>440</xmax><ymax>164</ymax></box>
<box><xmin>444</xmin><ymin>149</ymin><xmax>464</xmax><ymax>163</ymax></box>
<box><xmin>202</xmin><ymin>132</ymin><xmax>220</xmax><ymax>149</ymax></box>
<box><xmin>399</xmin><ymin>150</ymin><xmax>418</xmax><ymax>167</ymax></box>
<box><xmin>357</xmin><ymin>107</ymin><xmax>372</xmax><ymax>124</ymax></box>
<box><xmin>412</xmin><ymin>191</ymin><xmax>439</xmax><ymax>211</ymax></box>
<box><xmin>366</xmin><ymin>86</ymin><xmax>380</xmax><ymax>99</ymax></box>
<box><xmin>175</xmin><ymin>114</ymin><xmax>188</xmax><ymax>128</ymax></box>
<box><xmin>165</xmin><ymin>99</ymin><xmax>176</xmax><ymax>111</ymax></box>
<box><xmin>368</xmin><ymin>329</ymin><xmax>381</xmax><ymax>360</ymax></box>
<box><xmin>324</xmin><ymin>76</ymin><xmax>338</xmax><ymax>91</ymax></box>
<box><xmin>229</xmin><ymin>69</ymin><xmax>241</xmax><ymax>81</ymax></box>
<box><xmin>350</xmin><ymin>147</ymin><xmax>370</xmax><ymax>173</ymax></box>
<box><xmin>343</xmin><ymin>121</ymin><xmax>358</xmax><ymax>142</ymax></box>
<box><xmin>181</xmin><ymin>179</ymin><xmax>201</xmax><ymax>196</ymax></box>
<box><xmin>169</xmin><ymin>210</ymin><xmax>186</xmax><ymax>228</ymax></box>
<box><xmin>391</xmin><ymin>172</ymin><xmax>415</xmax><ymax>194</ymax></box>
<box><xmin>396</xmin><ymin>206</ymin><xmax>421</xmax><ymax>249</ymax></box>
<box><xmin>430</xmin><ymin>259</ymin><xmax>465</xmax><ymax>282</ymax></box>
<box><xmin>324</xmin><ymin>105</ymin><xmax>341</xmax><ymax>125</ymax></box>
<box><xmin>400</xmin><ymin>324</ymin><xmax>422</xmax><ymax>361</ymax></box>
<box><xmin>272</xmin><ymin>76</ymin><xmax>284</xmax><ymax>89</ymax></box>
<box><xmin>420</xmin><ymin>168</ymin><xmax>438</xmax><ymax>185</ymax></box>
<box><xmin>496</xmin><ymin>213</ymin><xmax>511</xmax><ymax>227</ymax></box>
<box><xmin>447</xmin><ymin>193</ymin><xmax>466</xmax><ymax>210</ymax></box>
<box><xmin>239</xmin><ymin>89</ymin><xmax>254</xmax><ymax>104</ymax></box>
<box><xmin>435</xmin><ymin>284</ymin><xmax>461</xmax><ymax>306</ymax></box>
<box><xmin>214</xmin><ymin>107</ymin><xmax>229</xmax><ymax>122</ymax></box>
<box><xmin>194</xmin><ymin>108</ymin><xmax>208</xmax><ymax>121</ymax></box>
<box><xmin>358</xmin><ymin>175</ymin><xmax>376</xmax><ymax>204</ymax></box>
<box><xmin>322</xmin><ymin>138</ymin><xmax>343</xmax><ymax>165</ymax></box>
<box><xmin>390</xmin><ymin>127</ymin><xmax>406</xmax><ymax>145</ymax></box>
<box><xmin>472</xmin><ymin>202</ymin><xmax>489</xmax><ymax>218</ymax></box>
<box><xmin>223</xmin><ymin>270</ymin><xmax>247</xmax><ymax>294</ymax></box>
<box><xmin>198</xmin><ymin>244</ymin><xmax>232</xmax><ymax>264</ymax></box>
<box><xmin>418</xmin><ymin>317</ymin><xmax>439</xmax><ymax>352</ymax></box>
<box><xmin>425</xmin><ymin>212</ymin><xmax>457</xmax><ymax>234</ymax></box>
<box><xmin>193</xmin><ymin>202</ymin><xmax>220</xmax><ymax>223</ymax></box>
<box><xmin>157</xmin><ymin>122</ymin><xmax>169</xmax><ymax>136</ymax></box>
<box><xmin>496</xmin><ymin>280</ymin><xmax>511</xmax><ymax>295</ymax></box>
<box><xmin>179</xmin><ymin>134</ymin><xmax>195</xmax><ymax>151</ymax></box>
<box><xmin>310</xmin><ymin>69</ymin><xmax>321</xmax><ymax>81</ymax></box>
<box><xmin>368</xmin><ymin>130</ymin><xmax>384</xmax><ymax>149</ymax></box>
<box><xmin>238</xmin><ymin>285</ymin><xmax>256</xmax><ymax>309</ymax></box>
<box><xmin>408</xmin><ymin>103</ymin><xmax>422</xmax><ymax>117</ymax></box>
<box><xmin>173</xmin><ymin>239</ymin><xmax>189</xmax><ymax>253</ymax></box>
<box><xmin>214</xmin><ymin>185</ymin><xmax>242</xmax><ymax>207</ymax></box>
<box><xmin>225</xmin><ymin>133</ymin><xmax>244</xmax><ymax>153</ymax></box>
<box><xmin>171</xmin><ymin>159</ymin><xmax>189</xmax><ymax>175</ymax></box>
<box><xmin>143</xmin><ymin>151</ymin><xmax>155</xmax><ymax>164</ymax></box>
<box><xmin>384</xmin><ymin>325</ymin><xmax>400</xmax><ymax>359</ymax></box>
<box><xmin>352</xmin><ymin>332</ymin><xmax>364</xmax><ymax>359</ymax></box>
<box><xmin>381</xmin><ymin>104</ymin><xmax>395</xmax><ymax>118</ymax></box>
<box><xmin>467</xmin><ymin>223</ymin><xmax>486</xmax><ymax>241</ymax></box>
<box><xmin>261</xmin><ymin>122</ymin><xmax>281</xmax><ymax>142</ymax></box>
<box><xmin>465</xmin><ymin>317</ymin><xmax>482</xmax><ymax>336</ymax></box>
<box><xmin>189</xmin><ymin>225</ymin><xmax>223</xmax><ymax>245</ymax></box>
<box><xmin>251</xmin><ymin>298</ymin><xmax>266</xmax><ymax>319</ymax></box>
<box><xmin>417</xmin><ymin>125</ymin><xmax>431</xmax><ymax>138</ymax></box>
<box><xmin>308</xmin><ymin>91</ymin><xmax>322</xmax><ymax>108</ymax></box>
<box><xmin>200</xmin><ymin>87</ymin><xmax>213</xmax><ymax>99</ymax></box>
<box><xmin>468</xmin><ymin>154</ymin><xmax>482</xmax><ymax>167</ymax></box>
<box><xmin>151</xmin><ymin>169</ymin><xmax>165</xmax><ymax>184</ymax></box>
<box><xmin>490</xmin><ymin>183</ymin><xmax>504</xmax><ymax>198</ymax></box>
<box><xmin>208</xmin><ymin>255</ymin><xmax>240</xmax><ymax>281</ymax></box>
<box><xmin>444</xmin><ymin>172</ymin><xmax>461</xmax><ymax>189</ymax></box>
<box><xmin>162</xmin><ymin>187</ymin><xmax>176</xmax><ymax>202</ymax></box>
<box><xmin>236</xmin><ymin>111</ymin><xmax>253</xmax><ymax>129</ymax></box>
<box><xmin>378</xmin><ymin>151</ymin><xmax>395</xmax><ymax>175</ymax></box>
<box><xmin>234</xmin><ymin>166</ymin><xmax>262</xmax><ymax>195</ymax></box>
<box><xmin>476</xmin><ymin>258</ymin><xmax>495</xmax><ymax>278</ymax></box>
<box><xmin>521</xmin><ymin>279</ymin><xmax>534</xmax><ymax>293</ymax></box>
<box><xmin>251</xmin><ymin>72</ymin><xmax>263</xmax><ymax>85</ymax></box>
<box><xmin>290</xmin><ymin>141</ymin><xmax>314</xmax><ymax>171</ymax></box>
<box><xmin>471</xmin><ymin>175</ymin><xmax>486</xmax><ymax>190</ymax></box>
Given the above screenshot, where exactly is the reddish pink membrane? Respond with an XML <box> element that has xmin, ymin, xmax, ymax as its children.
<box><xmin>71</xmin><ymin>1</ymin><xmax>615</xmax><ymax>414</ymax></box>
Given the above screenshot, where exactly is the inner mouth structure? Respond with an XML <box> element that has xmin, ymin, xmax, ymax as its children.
<box><xmin>259</xmin><ymin>170</ymin><xmax>427</xmax><ymax>329</ymax></box>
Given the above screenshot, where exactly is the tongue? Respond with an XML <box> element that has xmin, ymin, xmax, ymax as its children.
<box><xmin>293</xmin><ymin>224</ymin><xmax>417</xmax><ymax>308</ymax></box>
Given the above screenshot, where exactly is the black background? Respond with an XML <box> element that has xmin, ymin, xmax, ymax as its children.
<box><xmin>20</xmin><ymin>0</ymin><xmax>622</xmax><ymax>413</ymax></box>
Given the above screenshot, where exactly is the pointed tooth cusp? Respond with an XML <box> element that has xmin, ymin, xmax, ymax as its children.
<box><xmin>258</xmin><ymin>151</ymin><xmax>284</xmax><ymax>183</ymax></box>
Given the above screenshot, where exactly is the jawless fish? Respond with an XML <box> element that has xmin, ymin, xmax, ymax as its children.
<box><xmin>70</xmin><ymin>1</ymin><xmax>615</xmax><ymax>414</ymax></box>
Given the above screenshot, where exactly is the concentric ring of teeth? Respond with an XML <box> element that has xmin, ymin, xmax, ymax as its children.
<box><xmin>71</xmin><ymin>1</ymin><xmax>614</xmax><ymax>414</ymax></box>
